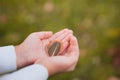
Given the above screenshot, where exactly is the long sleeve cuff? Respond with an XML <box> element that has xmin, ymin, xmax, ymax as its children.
<box><xmin>0</xmin><ymin>64</ymin><xmax>48</xmax><ymax>80</ymax></box>
<box><xmin>0</xmin><ymin>46</ymin><xmax>17</xmax><ymax>74</ymax></box>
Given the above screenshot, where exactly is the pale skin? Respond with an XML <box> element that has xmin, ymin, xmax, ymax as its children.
<box><xmin>15</xmin><ymin>29</ymin><xmax>80</xmax><ymax>76</ymax></box>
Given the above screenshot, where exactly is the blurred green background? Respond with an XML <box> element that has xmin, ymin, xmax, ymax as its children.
<box><xmin>0</xmin><ymin>0</ymin><xmax>120</xmax><ymax>80</ymax></box>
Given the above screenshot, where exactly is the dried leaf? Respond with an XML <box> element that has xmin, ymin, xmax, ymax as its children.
<box><xmin>48</xmin><ymin>41</ymin><xmax>61</xmax><ymax>56</ymax></box>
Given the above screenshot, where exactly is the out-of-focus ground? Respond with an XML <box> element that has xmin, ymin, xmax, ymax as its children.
<box><xmin>0</xmin><ymin>0</ymin><xmax>120</xmax><ymax>80</ymax></box>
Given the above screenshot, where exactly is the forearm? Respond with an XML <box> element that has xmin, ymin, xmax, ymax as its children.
<box><xmin>0</xmin><ymin>45</ymin><xmax>29</xmax><ymax>74</ymax></box>
<box><xmin>0</xmin><ymin>46</ymin><xmax>17</xmax><ymax>74</ymax></box>
<box><xmin>0</xmin><ymin>64</ymin><xmax>48</xmax><ymax>80</ymax></box>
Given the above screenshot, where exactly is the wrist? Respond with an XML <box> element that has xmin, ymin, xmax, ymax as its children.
<box><xmin>14</xmin><ymin>45</ymin><xmax>29</xmax><ymax>69</ymax></box>
<box><xmin>35</xmin><ymin>58</ymin><xmax>56</xmax><ymax>76</ymax></box>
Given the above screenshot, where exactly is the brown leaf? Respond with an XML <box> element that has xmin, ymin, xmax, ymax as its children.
<box><xmin>48</xmin><ymin>41</ymin><xmax>61</xmax><ymax>56</ymax></box>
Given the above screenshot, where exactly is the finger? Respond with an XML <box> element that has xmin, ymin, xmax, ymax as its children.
<box><xmin>49</xmin><ymin>29</ymin><xmax>70</xmax><ymax>41</ymax></box>
<box><xmin>68</xmin><ymin>36</ymin><xmax>80</xmax><ymax>57</ymax></box>
<box><xmin>43</xmin><ymin>40</ymin><xmax>50</xmax><ymax>56</ymax></box>
<box><xmin>66</xmin><ymin>63</ymin><xmax>76</xmax><ymax>71</ymax></box>
<box><xmin>54</xmin><ymin>34</ymin><xmax>72</xmax><ymax>56</ymax></box>
<box><xmin>61</xmin><ymin>33</ymin><xmax>73</xmax><ymax>43</ymax></box>
<box><xmin>59</xmin><ymin>34</ymin><xmax>73</xmax><ymax>54</ymax></box>
<box><xmin>58</xmin><ymin>41</ymin><xmax>69</xmax><ymax>55</ymax></box>
<box><xmin>54</xmin><ymin>30</ymin><xmax>72</xmax><ymax>41</ymax></box>
<box><xmin>38</xmin><ymin>31</ymin><xmax>53</xmax><ymax>40</ymax></box>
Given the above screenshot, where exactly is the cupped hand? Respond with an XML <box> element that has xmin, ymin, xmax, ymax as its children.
<box><xmin>15</xmin><ymin>31</ymin><xmax>53</xmax><ymax>69</ymax></box>
<box><xmin>15</xmin><ymin>29</ymin><xmax>72</xmax><ymax>69</ymax></box>
<box><xmin>35</xmin><ymin>34</ymin><xmax>80</xmax><ymax>76</ymax></box>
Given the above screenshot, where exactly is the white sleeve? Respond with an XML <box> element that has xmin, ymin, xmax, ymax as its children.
<box><xmin>0</xmin><ymin>64</ymin><xmax>48</xmax><ymax>80</ymax></box>
<box><xmin>0</xmin><ymin>46</ymin><xmax>17</xmax><ymax>74</ymax></box>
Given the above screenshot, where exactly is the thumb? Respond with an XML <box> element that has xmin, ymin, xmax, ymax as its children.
<box><xmin>38</xmin><ymin>31</ymin><xmax>53</xmax><ymax>40</ymax></box>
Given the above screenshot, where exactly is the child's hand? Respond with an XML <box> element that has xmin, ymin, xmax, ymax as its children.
<box><xmin>15</xmin><ymin>29</ymin><xmax>72</xmax><ymax>69</ymax></box>
<box><xmin>35</xmin><ymin>35</ymin><xmax>80</xmax><ymax>76</ymax></box>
